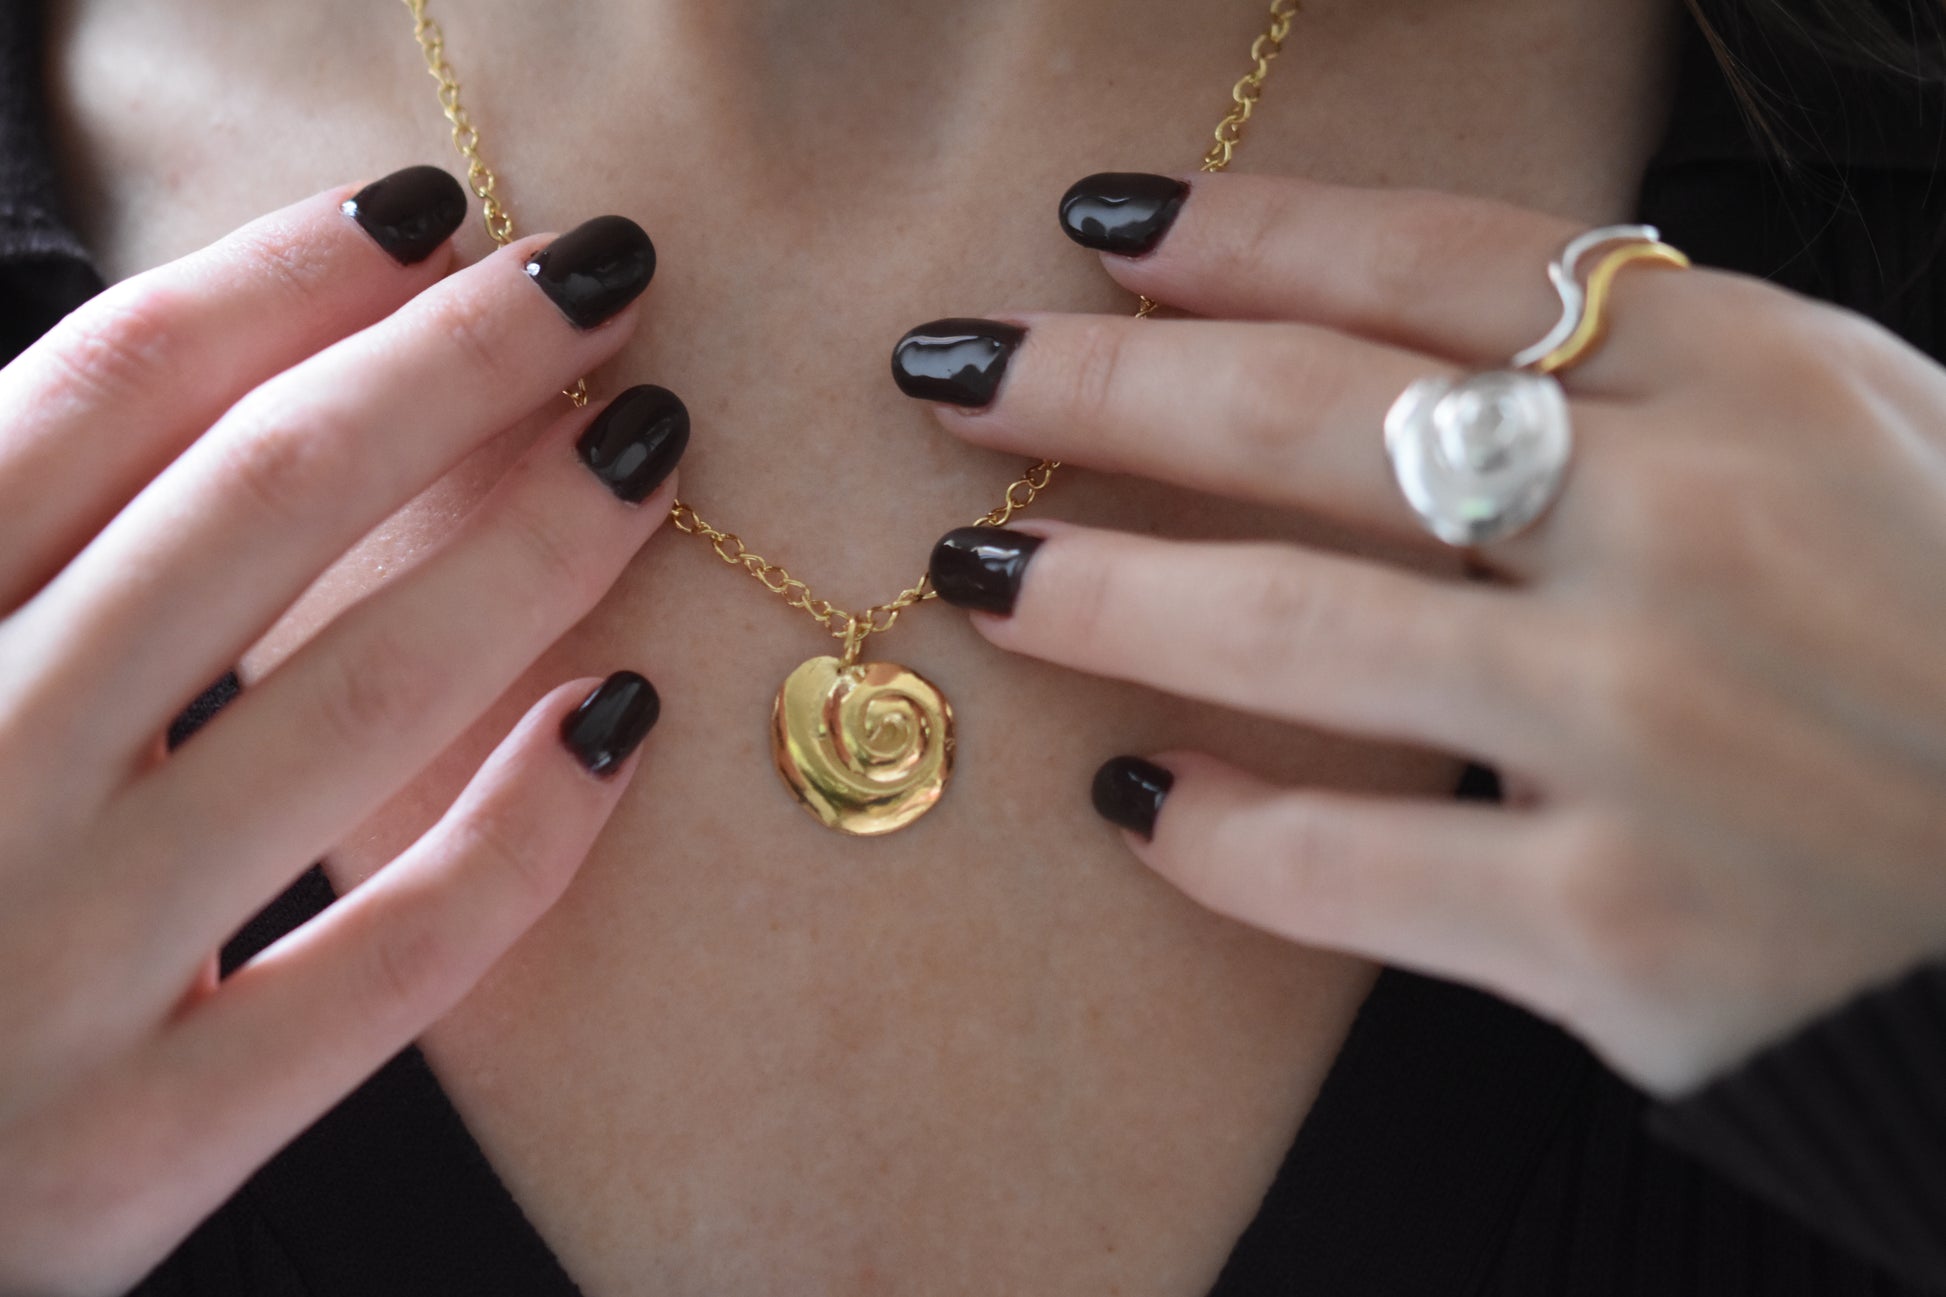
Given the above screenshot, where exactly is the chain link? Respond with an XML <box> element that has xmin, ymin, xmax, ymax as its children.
<box><xmin>401</xmin><ymin>0</ymin><xmax>1301</xmax><ymax>650</ymax></box>
<box><xmin>1203</xmin><ymin>0</ymin><xmax>1301</xmax><ymax>173</ymax></box>
<box><xmin>403</xmin><ymin>0</ymin><xmax>511</xmax><ymax>244</ymax></box>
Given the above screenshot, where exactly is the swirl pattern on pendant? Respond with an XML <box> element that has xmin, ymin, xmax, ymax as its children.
<box><xmin>770</xmin><ymin>656</ymin><xmax>955</xmax><ymax>836</ymax></box>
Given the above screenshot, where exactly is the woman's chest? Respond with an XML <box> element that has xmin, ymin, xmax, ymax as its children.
<box><xmin>47</xmin><ymin>1</ymin><xmax>1673</xmax><ymax>1291</ymax></box>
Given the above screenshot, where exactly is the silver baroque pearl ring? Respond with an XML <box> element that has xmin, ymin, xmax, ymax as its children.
<box><xmin>1384</xmin><ymin>224</ymin><xmax>1688</xmax><ymax>548</ymax></box>
<box><xmin>1383</xmin><ymin>368</ymin><xmax>1572</xmax><ymax>547</ymax></box>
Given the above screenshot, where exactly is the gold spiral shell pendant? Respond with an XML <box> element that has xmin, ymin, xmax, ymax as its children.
<box><xmin>769</xmin><ymin>656</ymin><xmax>955</xmax><ymax>836</ymax></box>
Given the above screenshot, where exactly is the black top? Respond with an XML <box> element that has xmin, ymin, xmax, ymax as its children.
<box><xmin>6</xmin><ymin>4</ymin><xmax>1946</xmax><ymax>1293</ymax></box>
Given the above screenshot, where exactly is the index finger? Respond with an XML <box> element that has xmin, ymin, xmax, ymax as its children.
<box><xmin>1062</xmin><ymin>172</ymin><xmax>1695</xmax><ymax>393</ymax></box>
<box><xmin>0</xmin><ymin>166</ymin><xmax>469</xmax><ymax>607</ymax></box>
<box><xmin>16</xmin><ymin>211</ymin><xmax>655</xmax><ymax>754</ymax></box>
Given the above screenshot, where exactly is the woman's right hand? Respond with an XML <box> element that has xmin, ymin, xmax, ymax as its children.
<box><xmin>0</xmin><ymin>166</ymin><xmax>682</xmax><ymax>1296</ymax></box>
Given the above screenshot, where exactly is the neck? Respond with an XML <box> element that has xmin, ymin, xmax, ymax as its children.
<box><xmin>457</xmin><ymin>0</ymin><xmax>1298</xmax><ymax>178</ymax></box>
<box><xmin>448</xmin><ymin>0</ymin><xmax>1677</xmax><ymax>211</ymax></box>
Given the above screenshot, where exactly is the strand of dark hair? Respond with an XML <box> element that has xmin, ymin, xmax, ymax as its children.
<box><xmin>1697</xmin><ymin>0</ymin><xmax>1946</xmax><ymax>78</ymax></box>
<box><xmin>1684</xmin><ymin>0</ymin><xmax>1946</xmax><ymax>152</ymax></box>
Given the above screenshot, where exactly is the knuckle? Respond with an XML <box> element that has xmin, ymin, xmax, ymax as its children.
<box><xmin>1817</xmin><ymin>305</ymin><xmax>1910</xmax><ymax>390</ymax></box>
<box><xmin>226</xmin><ymin>220</ymin><xmax>340</xmax><ymax>310</ymax></box>
<box><xmin>216</xmin><ymin>391</ymin><xmax>354</xmax><ymax>527</ymax></box>
<box><xmin>1541</xmin><ymin>815</ymin><xmax>1694</xmax><ymax>987</ymax></box>
<box><xmin>364</xmin><ymin>911</ymin><xmax>455</xmax><ymax>1021</ymax></box>
<box><xmin>309</xmin><ymin>627</ymin><xmax>441</xmax><ymax>750</ymax></box>
<box><xmin>1722</xmin><ymin>283</ymin><xmax>1892</xmax><ymax>421</ymax></box>
<box><xmin>1727</xmin><ymin>277</ymin><xmax>1833</xmax><ymax>353</ymax></box>
<box><xmin>1220</xmin><ymin>331</ymin><xmax>1339</xmax><ymax>459</ymax></box>
<box><xmin>1366</xmin><ymin>195</ymin><xmax>1514</xmax><ymax>325</ymax></box>
<box><xmin>1569</xmin><ymin>616</ymin><xmax>1705</xmax><ymax>765</ymax></box>
<box><xmin>1570</xmin><ymin>618</ymin><xmax>1659</xmax><ymax>739</ymax></box>
<box><xmin>1226</xmin><ymin>181</ymin><xmax>1309</xmax><ymax>280</ymax></box>
<box><xmin>423</xmin><ymin>290</ymin><xmax>514</xmax><ymax>381</ymax></box>
<box><xmin>1234</xmin><ymin>558</ymin><xmax>1320</xmax><ymax>672</ymax></box>
<box><xmin>1226</xmin><ymin>556</ymin><xmax>1375</xmax><ymax>690</ymax></box>
<box><xmin>1040</xmin><ymin>536</ymin><xmax>1118</xmax><ymax>652</ymax></box>
<box><xmin>1260</xmin><ymin>796</ymin><xmax>1359</xmax><ymax>923</ymax></box>
<box><xmin>1595</xmin><ymin>442</ymin><xmax>1704</xmax><ymax>553</ymax></box>
<box><xmin>500</xmin><ymin>491</ymin><xmax>609</xmax><ymax>612</ymax></box>
<box><xmin>1790</xmin><ymin>316</ymin><xmax>1899</xmax><ymax>423</ymax></box>
<box><xmin>456</xmin><ymin>806</ymin><xmax>566</xmax><ymax>911</ymax></box>
<box><xmin>1594</xmin><ymin>444</ymin><xmax>1732</xmax><ymax>572</ymax></box>
<box><xmin>1595</xmin><ymin>441</ymin><xmax>1823</xmax><ymax>597</ymax></box>
<box><xmin>1059</xmin><ymin>321</ymin><xmax>1135</xmax><ymax>433</ymax></box>
<box><xmin>40</xmin><ymin>282</ymin><xmax>185</xmax><ymax>406</ymax></box>
<box><xmin>1617</xmin><ymin>443</ymin><xmax>1713</xmax><ymax>546</ymax></box>
<box><xmin>1362</xmin><ymin>200</ymin><xmax>1451</xmax><ymax>320</ymax></box>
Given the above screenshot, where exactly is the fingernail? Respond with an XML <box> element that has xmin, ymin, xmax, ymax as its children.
<box><xmin>578</xmin><ymin>384</ymin><xmax>689</xmax><ymax>503</ymax></box>
<box><xmin>560</xmin><ymin>671</ymin><xmax>661</xmax><ymax>776</ymax></box>
<box><xmin>1092</xmin><ymin>756</ymin><xmax>1174</xmax><ymax>840</ymax></box>
<box><xmin>342</xmin><ymin>165</ymin><xmax>469</xmax><ymax>266</ymax></box>
<box><xmin>891</xmin><ymin>318</ymin><xmax>1026</xmax><ymax>407</ymax></box>
<box><xmin>929</xmin><ymin>525</ymin><xmax>1042</xmax><ymax>615</ymax></box>
<box><xmin>525</xmin><ymin>215</ymin><xmax>657</xmax><ymax>330</ymax></box>
<box><xmin>1058</xmin><ymin>173</ymin><xmax>1190</xmax><ymax>256</ymax></box>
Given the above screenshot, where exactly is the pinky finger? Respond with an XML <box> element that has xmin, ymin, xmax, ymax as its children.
<box><xmin>1110</xmin><ymin>750</ymin><xmax>1559</xmax><ymax>998</ymax></box>
<box><xmin>136</xmin><ymin>672</ymin><xmax>656</xmax><ymax>1239</ymax></box>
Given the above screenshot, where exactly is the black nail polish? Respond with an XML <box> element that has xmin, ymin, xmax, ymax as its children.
<box><xmin>1058</xmin><ymin>173</ymin><xmax>1190</xmax><ymax>256</ymax></box>
<box><xmin>525</xmin><ymin>215</ymin><xmax>657</xmax><ymax>330</ymax></box>
<box><xmin>891</xmin><ymin>318</ymin><xmax>1025</xmax><ymax>407</ymax></box>
<box><xmin>929</xmin><ymin>526</ymin><xmax>1042</xmax><ymax>615</ymax></box>
<box><xmin>342</xmin><ymin>165</ymin><xmax>469</xmax><ymax>266</ymax></box>
<box><xmin>578</xmin><ymin>385</ymin><xmax>689</xmax><ymax>503</ymax></box>
<box><xmin>1092</xmin><ymin>756</ymin><xmax>1174</xmax><ymax>840</ymax></box>
<box><xmin>560</xmin><ymin>671</ymin><xmax>661</xmax><ymax>777</ymax></box>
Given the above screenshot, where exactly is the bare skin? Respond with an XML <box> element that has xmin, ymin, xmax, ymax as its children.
<box><xmin>46</xmin><ymin>0</ymin><xmax>1677</xmax><ymax>1292</ymax></box>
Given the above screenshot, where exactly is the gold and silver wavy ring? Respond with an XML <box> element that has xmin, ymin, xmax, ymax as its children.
<box><xmin>1384</xmin><ymin>224</ymin><xmax>1691</xmax><ymax>548</ymax></box>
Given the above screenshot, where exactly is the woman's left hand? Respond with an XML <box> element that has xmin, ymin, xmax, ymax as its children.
<box><xmin>900</xmin><ymin>171</ymin><xmax>1946</xmax><ymax>1096</ymax></box>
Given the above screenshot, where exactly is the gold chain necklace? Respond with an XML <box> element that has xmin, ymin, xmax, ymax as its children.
<box><xmin>396</xmin><ymin>0</ymin><xmax>1301</xmax><ymax>835</ymax></box>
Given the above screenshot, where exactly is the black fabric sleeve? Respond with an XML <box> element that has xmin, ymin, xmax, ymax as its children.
<box><xmin>0</xmin><ymin>0</ymin><xmax>104</xmax><ymax>359</ymax></box>
<box><xmin>1647</xmin><ymin>962</ymin><xmax>1946</xmax><ymax>1292</ymax></box>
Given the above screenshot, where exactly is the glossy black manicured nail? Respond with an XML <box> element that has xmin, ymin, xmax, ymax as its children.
<box><xmin>561</xmin><ymin>671</ymin><xmax>661</xmax><ymax>777</ymax></box>
<box><xmin>342</xmin><ymin>165</ymin><xmax>469</xmax><ymax>266</ymax></box>
<box><xmin>1059</xmin><ymin>172</ymin><xmax>1191</xmax><ymax>256</ymax></box>
<box><xmin>891</xmin><ymin>318</ymin><xmax>1026</xmax><ymax>407</ymax></box>
<box><xmin>579</xmin><ymin>384</ymin><xmax>689</xmax><ymax>503</ymax></box>
<box><xmin>929</xmin><ymin>525</ymin><xmax>1042</xmax><ymax>615</ymax></box>
<box><xmin>525</xmin><ymin>215</ymin><xmax>657</xmax><ymax>330</ymax></box>
<box><xmin>1092</xmin><ymin>756</ymin><xmax>1175</xmax><ymax>840</ymax></box>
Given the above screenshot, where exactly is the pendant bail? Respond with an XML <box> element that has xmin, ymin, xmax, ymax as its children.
<box><xmin>840</xmin><ymin>615</ymin><xmax>867</xmax><ymax>666</ymax></box>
